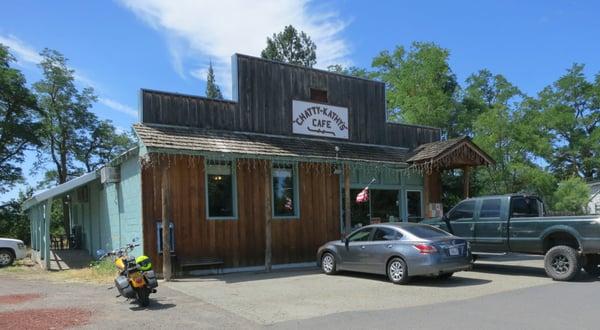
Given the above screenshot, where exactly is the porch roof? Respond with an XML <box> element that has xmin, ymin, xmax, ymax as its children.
<box><xmin>406</xmin><ymin>136</ymin><xmax>495</xmax><ymax>170</ymax></box>
<box><xmin>22</xmin><ymin>171</ymin><xmax>99</xmax><ymax>210</ymax></box>
<box><xmin>134</xmin><ymin>123</ymin><xmax>410</xmax><ymax>165</ymax></box>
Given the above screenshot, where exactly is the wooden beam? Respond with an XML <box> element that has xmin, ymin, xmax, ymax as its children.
<box><xmin>463</xmin><ymin>166</ymin><xmax>471</xmax><ymax>199</ymax></box>
<box><xmin>161</xmin><ymin>164</ymin><xmax>172</xmax><ymax>281</ymax></box>
<box><xmin>344</xmin><ymin>164</ymin><xmax>351</xmax><ymax>237</ymax></box>
<box><xmin>265</xmin><ymin>160</ymin><xmax>273</xmax><ymax>272</ymax></box>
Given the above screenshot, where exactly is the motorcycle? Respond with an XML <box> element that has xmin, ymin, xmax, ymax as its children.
<box><xmin>97</xmin><ymin>238</ymin><xmax>158</xmax><ymax>307</ymax></box>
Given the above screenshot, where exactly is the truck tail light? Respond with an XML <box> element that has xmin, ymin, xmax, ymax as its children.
<box><xmin>413</xmin><ymin>244</ymin><xmax>437</xmax><ymax>254</ymax></box>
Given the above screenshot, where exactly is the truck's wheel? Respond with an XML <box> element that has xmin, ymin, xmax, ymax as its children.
<box><xmin>583</xmin><ymin>255</ymin><xmax>600</xmax><ymax>276</ymax></box>
<box><xmin>0</xmin><ymin>249</ymin><xmax>15</xmax><ymax>267</ymax></box>
<box><xmin>544</xmin><ymin>245</ymin><xmax>580</xmax><ymax>281</ymax></box>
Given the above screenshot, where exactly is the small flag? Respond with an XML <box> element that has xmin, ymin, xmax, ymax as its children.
<box><xmin>356</xmin><ymin>187</ymin><xmax>369</xmax><ymax>203</ymax></box>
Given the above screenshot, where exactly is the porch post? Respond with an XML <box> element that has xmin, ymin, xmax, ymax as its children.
<box><xmin>463</xmin><ymin>166</ymin><xmax>471</xmax><ymax>199</ymax></box>
<box><xmin>344</xmin><ymin>164</ymin><xmax>351</xmax><ymax>237</ymax></box>
<box><xmin>265</xmin><ymin>160</ymin><xmax>272</xmax><ymax>272</ymax></box>
<box><xmin>161</xmin><ymin>164</ymin><xmax>172</xmax><ymax>281</ymax></box>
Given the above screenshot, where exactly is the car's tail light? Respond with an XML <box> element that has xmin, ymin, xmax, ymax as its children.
<box><xmin>413</xmin><ymin>244</ymin><xmax>437</xmax><ymax>254</ymax></box>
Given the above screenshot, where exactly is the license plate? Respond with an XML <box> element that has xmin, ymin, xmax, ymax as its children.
<box><xmin>449</xmin><ymin>247</ymin><xmax>459</xmax><ymax>256</ymax></box>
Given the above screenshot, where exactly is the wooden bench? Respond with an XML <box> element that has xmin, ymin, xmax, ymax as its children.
<box><xmin>177</xmin><ymin>257</ymin><xmax>224</xmax><ymax>274</ymax></box>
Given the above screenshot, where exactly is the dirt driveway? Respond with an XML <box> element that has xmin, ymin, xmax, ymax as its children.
<box><xmin>0</xmin><ymin>271</ymin><xmax>256</xmax><ymax>329</ymax></box>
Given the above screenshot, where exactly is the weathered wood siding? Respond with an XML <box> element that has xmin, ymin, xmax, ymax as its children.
<box><xmin>141</xmin><ymin>54</ymin><xmax>441</xmax><ymax>149</ymax></box>
<box><xmin>141</xmin><ymin>155</ymin><xmax>341</xmax><ymax>270</ymax></box>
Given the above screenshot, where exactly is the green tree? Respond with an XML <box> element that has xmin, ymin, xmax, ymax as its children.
<box><xmin>261</xmin><ymin>25</ymin><xmax>317</xmax><ymax>67</ymax></box>
<box><xmin>77</xmin><ymin>120</ymin><xmax>134</xmax><ymax>172</ymax></box>
<box><xmin>536</xmin><ymin>64</ymin><xmax>600</xmax><ymax>181</ymax></box>
<box><xmin>468</xmin><ymin>70</ymin><xmax>555</xmax><ymax>198</ymax></box>
<box><xmin>327</xmin><ymin>64</ymin><xmax>371</xmax><ymax>79</ymax></box>
<box><xmin>205</xmin><ymin>62</ymin><xmax>223</xmax><ymax>99</ymax></box>
<box><xmin>552</xmin><ymin>177</ymin><xmax>591</xmax><ymax>214</ymax></box>
<box><xmin>372</xmin><ymin>42</ymin><xmax>459</xmax><ymax>133</ymax></box>
<box><xmin>33</xmin><ymin>49</ymin><xmax>97</xmax><ymax>235</ymax></box>
<box><xmin>0</xmin><ymin>44</ymin><xmax>41</xmax><ymax>192</ymax></box>
<box><xmin>0</xmin><ymin>189</ymin><xmax>33</xmax><ymax>243</ymax></box>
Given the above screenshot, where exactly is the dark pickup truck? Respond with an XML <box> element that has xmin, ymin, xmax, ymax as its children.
<box><xmin>423</xmin><ymin>194</ymin><xmax>600</xmax><ymax>281</ymax></box>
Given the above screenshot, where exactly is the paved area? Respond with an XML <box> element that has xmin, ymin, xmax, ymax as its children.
<box><xmin>164</xmin><ymin>255</ymin><xmax>557</xmax><ymax>325</ymax></box>
<box><xmin>1</xmin><ymin>255</ymin><xmax>599</xmax><ymax>329</ymax></box>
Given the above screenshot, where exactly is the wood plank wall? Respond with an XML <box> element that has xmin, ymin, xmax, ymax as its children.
<box><xmin>141</xmin><ymin>154</ymin><xmax>341</xmax><ymax>270</ymax></box>
<box><xmin>141</xmin><ymin>55</ymin><xmax>441</xmax><ymax>149</ymax></box>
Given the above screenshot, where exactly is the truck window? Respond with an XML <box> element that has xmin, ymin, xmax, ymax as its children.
<box><xmin>510</xmin><ymin>197</ymin><xmax>540</xmax><ymax>218</ymax></box>
<box><xmin>448</xmin><ymin>200</ymin><xmax>475</xmax><ymax>221</ymax></box>
<box><xmin>480</xmin><ymin>199</ymin><xmax>501</xmax><ymax>218</ymax></box>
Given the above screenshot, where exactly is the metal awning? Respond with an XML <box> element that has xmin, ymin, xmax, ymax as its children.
<box><xmin>22</xmin><ymin>171</ymin><xmax>99</xmax><ymax>210</ymax></box>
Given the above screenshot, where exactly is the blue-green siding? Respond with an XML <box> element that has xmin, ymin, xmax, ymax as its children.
<box><xmin>68</xmin><ymin>155</ymin><xmax>143</xmax><ymax>258</ymax></box>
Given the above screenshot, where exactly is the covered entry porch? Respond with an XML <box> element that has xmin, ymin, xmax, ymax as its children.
<box><xmin>407</xmin><ymin>136</ymin><xmax>495</xmax><ymax>217</ymax></box>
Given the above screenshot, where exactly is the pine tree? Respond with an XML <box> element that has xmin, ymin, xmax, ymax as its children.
<box><xmin>205</xmin><ymin>62</ymin><xmax>223</xmax><ymax>99</ymax></box>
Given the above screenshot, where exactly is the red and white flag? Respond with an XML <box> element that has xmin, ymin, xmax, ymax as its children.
<box><xmin>356</xmin><ymin>187</ymin><xmax>369</xmax><ymax>203</ymax></box>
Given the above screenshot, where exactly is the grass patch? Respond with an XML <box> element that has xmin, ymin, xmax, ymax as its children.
<box><xmin>53</xmin><ymin>259</ymin><xmax>117</xmax><ymax>284</ymax></box>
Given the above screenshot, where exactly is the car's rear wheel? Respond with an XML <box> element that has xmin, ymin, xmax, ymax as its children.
<box><xmin>0</xmin><ymin>249</ymin><xmax>15</xmax><ymax>267</ymax></box>
<box><xmin>544</xmin><ymin>245</ymin><xmax>580</xmax><ymax>281</ymax></box>
<box><xmin>387</xmin><ymin>257</ymin><xmax>410</xmax><ymax>284</ymax></box>
<box><xmin>321</xmin><ymin>252</ymin><xmax>337</xmax><ymax>275</ymax></box>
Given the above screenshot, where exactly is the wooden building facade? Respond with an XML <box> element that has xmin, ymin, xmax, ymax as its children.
<box><xmin>133</xmin><ymin>54</ymin><xmax>493</xmax><ymax>273</ymax></box>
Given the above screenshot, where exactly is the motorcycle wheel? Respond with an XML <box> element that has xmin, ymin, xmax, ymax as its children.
<box><xmin>136</xmin><ymin>287</ymin><xmax>150</xmax><ymax>307</ymax></box>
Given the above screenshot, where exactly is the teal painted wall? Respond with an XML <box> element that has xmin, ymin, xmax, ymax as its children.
<box><xmin>71</xmin><ymin>155</ymin><xmax>143</xmax><ymax>258</ymax></box>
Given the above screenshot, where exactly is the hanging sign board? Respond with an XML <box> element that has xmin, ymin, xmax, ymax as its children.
<box><xmin>292</xmin><ymin>100</ymin><xmax>349</xmax><ymax>139</ymax></box>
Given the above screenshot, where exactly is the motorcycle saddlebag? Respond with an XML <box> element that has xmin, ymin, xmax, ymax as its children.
<box><xmin>115</xmin><ymin>275</ymin><xmax>135</xmax><ymax>298</ymax></box>
<box><xmin>144</xmin><ymin>270</ymin><xmax>158</xmax><ymax>289</ymax></box>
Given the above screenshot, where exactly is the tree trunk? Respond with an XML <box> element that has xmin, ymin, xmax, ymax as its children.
<box><xmin>264</xmin><ymin>160</ymin><xmax>272</xmax><ymax>272</ymax></box>
<box><xmin>161</xmin><ymin>164</ymin><xmax>172</xmax><ymax>281</ymax></box>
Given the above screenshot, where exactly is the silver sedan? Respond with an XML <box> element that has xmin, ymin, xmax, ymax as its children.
<box><xmin>317</xmin><ymin>223</ymin><xmax>472</xmax><ymax>284</ymax></box>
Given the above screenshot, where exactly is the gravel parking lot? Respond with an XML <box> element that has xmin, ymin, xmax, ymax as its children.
<box><xmin>164</xmin><ymin>255</ymin><xmax>555</xmax><ymax>325</ymax></box>
<box><xmin>1</xmin><ymin>255</ymin><xmax>598</xmax><ymax>329</ymax></box>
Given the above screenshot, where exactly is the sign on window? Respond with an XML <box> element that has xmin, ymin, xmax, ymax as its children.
<box><xmin>292</xmin><ymin>100</ymin><xmax>349</xmax><ymax>139</ymax></box>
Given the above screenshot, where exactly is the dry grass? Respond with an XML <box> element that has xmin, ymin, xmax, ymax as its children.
<box><xmin>52</xmin><ymin>260</ymin><xmax>117</xmax><ymax>284</ymax></box>
<box><xmin>0</xmin><ymin>258</ymin><xmax>117</xmax><ymax>285</ymax></box>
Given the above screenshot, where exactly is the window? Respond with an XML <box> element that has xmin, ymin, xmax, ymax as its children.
<box><xmin>156</xmin><ymin>222</ymin><xmax>174</xmax><ymax>254</ymax></box>
<box><xmin>348</xmin><ymin>227</ymin><xmax>372</xmax><ymax>242</ymax></box>
<box><xmin>403</xmin><ymin>225</ymin><xmax>451</xmax><ymax>238</ymax></box>
<box><xmin>373</xmin><ymin>227</ymin><xmax>400</xmax><ymax>241</ymax></box>
<box><xmin>480</xmin><ymin>199</ymin><xmax>501</xmax><ymax>218</ymax></box>
<box><xmin>310</xmin><ymin>88</ymin><xmax>328</xmax><ymax>103</ymax></box>
<box><xmin>371</xmin><ymin>190</ymin><xmax>401</xmax><ymax>222</ymax></box>
<box><xmin>448</xmin><ymin>200</ymin><xmax>475</xmax><ymax>221</ymax></box>
<box><xmin>406</xmin><ymin>191</ymin><xmax>423</xmax><ymax>223</ymax></box>
<box><xmin>510</xmin><ymin>197</ymin><xmax>540</xmax><ymax>218</ymax></box>
<box><xmin>206</xmin><ymin>160</ymin><xmax>236</xmax><ymax>218</ymax></box>
<box><xmin>272</xmin><ymin>165</ymin><xmax>298</xmax><ymax>217</ymax></box>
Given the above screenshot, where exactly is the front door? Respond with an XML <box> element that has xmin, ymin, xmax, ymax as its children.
<box><xmin>474</xmin><ymin>198</ymin><xmax>508</xmax><ymax>252</ymax></box>
<box><xmin>338</xmin><ymin>227</ymin><xmax>373</xmax><ymax>272</ymax></box>
<box><xmin>446</xmin><ymin>200</ymin><xmax>477</xmax><ymax>242</ymax></box>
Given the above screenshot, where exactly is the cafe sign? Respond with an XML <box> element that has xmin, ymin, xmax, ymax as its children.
<box><xmin>292</xmin><ymin>100</ymin><xmax>349</xmax><ymax>139</ymax></box>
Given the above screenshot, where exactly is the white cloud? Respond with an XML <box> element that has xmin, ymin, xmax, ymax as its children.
<box><xmin>99</xmin><ymin>98</ymin><xmax>138</xmax><ymax>118</ymax></box>
<box><xmin>119</xmin><ymin>0</ymin><xmax>351</xmax><ymax>97</ymax></box>
<box><xmin>1</xmin><ymin>33</ymin><xmax>136</xmax><ymax>120</ymax></box>
<box><xmin>0</xmin><ymin>34</ymin><xmax>42</xmax><ymax>64</ymax></box>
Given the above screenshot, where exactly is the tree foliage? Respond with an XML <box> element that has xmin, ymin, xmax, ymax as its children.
<box><xmin>0</xmin><ymin>190</ymin><xmax>33</xmax><ymax>243</ymax></box>
<box><xmin>372</xmin><ymin>42</ymin><xmax>459</xmax><ymax>133</ymax></box>
<box><xmin>536</xmin><ymin>64</ymin><xmax>600</xmax><ymax>181</ymax></box>
<box><xmin>552</xmin><ymin>177</ymin><xmax>591</xmax><ymax>214</ymax></box>
<box><xmin>205</xmin><ymin>62</ymin><xmax>223</xmax><ymax>99</ymax></box>
<box><xmin>261</xmin><ymin>25</ymin><xmax>317</xmax><ymax>67</ymax></box>
<box><xmin>0</xmin><ymin>44</ymin><xmax>41</xmax><ymax>193</ymax></box>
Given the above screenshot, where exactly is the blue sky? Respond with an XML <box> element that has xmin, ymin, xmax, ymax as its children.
<box><xmin>1</xmin><ymin>0</ymin><xmax>599</xmax><ymax>201</ymax></box>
